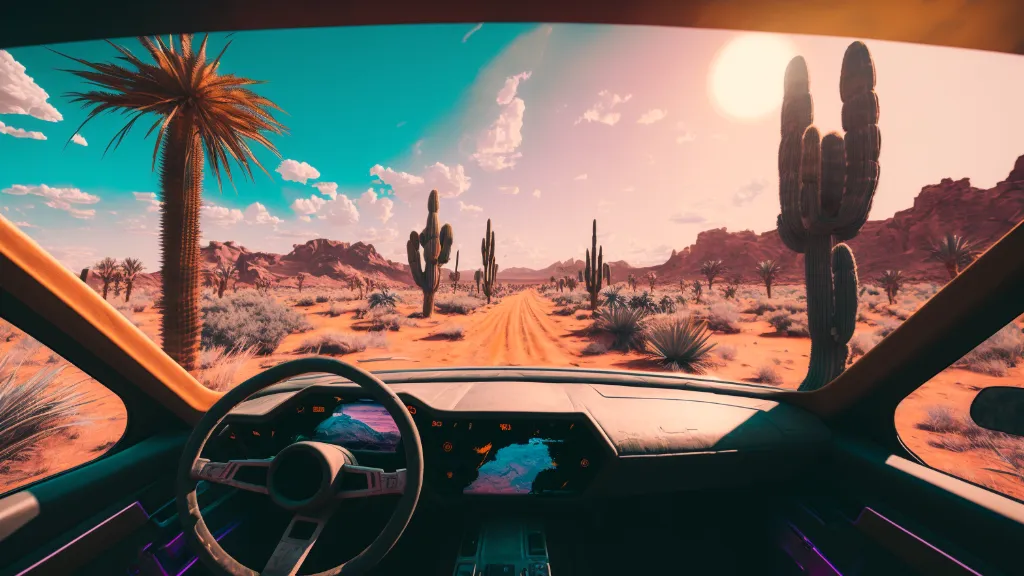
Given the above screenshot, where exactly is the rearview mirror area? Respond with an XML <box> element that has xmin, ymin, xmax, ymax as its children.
<box><xmin>970</xmin><ymin>387</ymin><xmax>1024</xmax><ymax>437</ymax></box>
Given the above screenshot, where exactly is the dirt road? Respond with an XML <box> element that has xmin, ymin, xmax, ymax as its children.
<box><xmin>446</xmin><ymin>290</ymin><xmax>579</xmax><ymax>366</ymax></box>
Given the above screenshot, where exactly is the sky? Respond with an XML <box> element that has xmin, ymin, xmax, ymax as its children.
<box><xmin>1</xmin><ymin>23</ymin><xmax>1022</xmax><ymax>273</ymax></box>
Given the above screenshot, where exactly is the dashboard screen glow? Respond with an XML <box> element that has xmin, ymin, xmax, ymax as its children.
<box><xmin>312</xmin><ymin>402</ymin><xmax>400</xmax><ymax>452</ymax></box>
<box><xmin>464</xmin><ymin>437</ymin><xmax>561</xmax><ymax>495</ymax></box>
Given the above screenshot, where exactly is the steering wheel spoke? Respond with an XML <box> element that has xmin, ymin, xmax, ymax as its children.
<box><xmin>191</xmin><ymin>457</ymin><xmax>272</xmax><ymax>494</ymax></box>
<box><xmin>337</xmin><ymin>465</ymin><xmax>406</xmax><ymax>499</ymax></box>
<box><xmin>262</xmin><ymin>512</ymin><xmax>330</xmax><ymax>576</ymax></box>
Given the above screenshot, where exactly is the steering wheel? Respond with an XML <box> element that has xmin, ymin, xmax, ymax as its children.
<box><xmin>176</xmin><ymin>358</ymin><xmax>424</xmax><ymax>576</ymax></box>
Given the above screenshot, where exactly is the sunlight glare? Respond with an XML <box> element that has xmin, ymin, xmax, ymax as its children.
<box><xmin>709</xmin><ymin>34</ymin><xmax>798</xmax><ymax>121</ymax></box>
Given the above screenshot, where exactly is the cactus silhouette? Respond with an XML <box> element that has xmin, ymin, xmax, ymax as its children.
<box><xmin>481</xmin><ymin>219</ymin><xmax>498</xmax><ymax>303</ymax></box>
<box><xmin>474</xmin><ymin>269</ymin><xmax>483</xmax><ymax>293</ymax></box>
<box><xmin>777</xmin><ymin>41</ymin><xmax>880</xmax><ymax>391</ymax></box>
<box><xmin>584</xmin><ymin>220</ymin><xmax>605</xmax><ymax>310</ymax></box>
<box><xmin>407</xmin><ymin>190</ymin><xmax>454</xmax><ymax>317</ymax></box>
<box><xmin>603</xmin><ymin>263</ymin><xmax>611</xmax><ymax>286</ymax></box>
<box><xmin>449</xmin><ymin>250</ymin><xmax>461</xmax><ymax>293</ymax></box>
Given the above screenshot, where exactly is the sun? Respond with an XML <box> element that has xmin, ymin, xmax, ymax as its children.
<box><xmin>709</xmin><ymin>34</ymin><xmax>798</xmax><ymax>121</ymax></box>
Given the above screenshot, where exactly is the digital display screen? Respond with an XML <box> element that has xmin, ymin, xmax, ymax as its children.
<box><xmin>309</xmin><ymin>401</ymin><xmax>400</xmax><ymax>452</ymax></box>
<box><xmin>464</xmin><ymin>436</ymin><xmax>563</xmax><ymax>495</ymax></box>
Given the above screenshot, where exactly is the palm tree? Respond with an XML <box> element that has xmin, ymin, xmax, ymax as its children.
<box><xmin>754</xmin><ymin>260</ymin><xmax>781</xmax><ymax>299</ymax></box>
<box><xmin>120</xmin><ymin>257</ymin><xmax>145</xmax><ymax>302</ymax></box>
<box><xmin>878</xmin><ymin>270</ymin><xmax>905</xmax><ymax>305</ymax></box>
<box><xmin>94</xmin><ymin>257</ymin><xmax>119</xmax><ymax>299</ymax></box>
<box><xmin>57</xmin><ymin>35</ymin><xmax>286</xmax><ymax>370</ymax></box>
<box><xmin>700</xmin><ymin>259</ymin><xmax>726</xmax><ymax>290</ymax></box>
<box><xmin>927</xmin><ymin>234</ymin><xmax>977</xmax><ymax>280</ymax></box>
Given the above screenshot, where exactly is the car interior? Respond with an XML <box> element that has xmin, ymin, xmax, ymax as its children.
<box><xmin>1</xmin><ymin>1</ymin><xmax>1023</xmax><ymax>575</ymax></box>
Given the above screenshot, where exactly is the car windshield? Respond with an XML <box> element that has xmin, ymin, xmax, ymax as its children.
<box><xmin>1</xmin><ymin>24</ymin><xmax>1022</xmax><ymax>393</ymax></box>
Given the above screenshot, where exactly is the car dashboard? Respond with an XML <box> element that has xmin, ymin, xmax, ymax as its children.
<box><xmin>211</xmin><ymin>374</ymin><xmax>831</xmax><ymax>499</ymax></box>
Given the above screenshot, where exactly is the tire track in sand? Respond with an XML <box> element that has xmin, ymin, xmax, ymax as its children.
<box><xmin>447</xmin><ymin>290</ymin><xmax>577</xmax><ymax>366</ymax></box>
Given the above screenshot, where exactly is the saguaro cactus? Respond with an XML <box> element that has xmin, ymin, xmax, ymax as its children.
<box><xmin>449</xmin><ymin>250</ymin><xmax>461</xmax><ymax>293</ymax></box>
<box><xmin>584</xmin><ymin>220</ymin><xmax>605</xmax><ymax>310</ymax></box>
<box><xmin>603</xmin><ymin>263</ymin><xmax>611</xmax><ymax>285</ymax></box>
<box><xmin>474</xmin><ymin>269</ymin><xmax>483</xmax><ymax>293</ymax></box>
<box><xmin>480</xmin><ymin>219</ymin><xmax>498</xmax><ymax>303</ymax></box>
<box><xmin>407</xmin><ymin>190</ymin><xmax>454</xmax><ymax>317</ymax></box>
<box><xmin>777</xmin><ymin>41</ymin><xmax>880</xmax><ymax>391</ymax></box>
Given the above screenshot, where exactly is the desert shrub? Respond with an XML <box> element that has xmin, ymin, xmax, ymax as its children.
<box><xmin>658</xmin><ymin>295</ymin><xmax>677</xmax><ymax>314</ymax></box>
<box><xmin>786</xmin><ymin>312</ymin><xmax>809</xmax><ymax>337</ymax></box>
<box><xmin>753</xmin><ymin>363</ymin><xmax>782</xmax><ymax>385</ymax></box>
<box><xmin>849</xmin><ymin>332</ymin><xmax>882</xmax><ymax>359</ymax></box>
<box><xmin>915</xmin><ymin>406</ymin><xmax>968</xmax><ymax>434</ymax></box>
<box><xmin>435</xmin><ymin>294</ymin><xmax>484</xmax><ymax>315</ymax></box>
<box><xmin>296</xmin><ymin>296</ymin><xmax>316</xmax><ymax>307</ymax></box>
<box><xmin>575</xmin><ymin>312</ymin><xmax>591</xmax><ymax>320</ymax></box>
<box><xmin>706</xmin><ymin>302</ymin><xmax>740</xmax><ymax>334</ymax></box>
<box><xmin>554</xmin><ymin>306</ymin><xmax>581</xmax><ymax>316</ymax></box>
<box><xmin>0</xmin><ymin>357</ymin><xmax>90</xmax><ymax>472</ymax></box>
<box><xmin>353</xmin><ymin>304</ymin><xmax>369</xmax><ymax>319</ymax></box>
<box><xmin>644</xmin><ymin>316</ymin><xmax>716</xmax><ymax>373</ymax></box>
<box><xmin>201</xmin><ymin>291</ymin><xmax>311</xmax><ymax>354</ymax></box>
<box><xmin>331</xmin><ymin>289</ymin><xmax>359</xmax><ymax>302</ymax></box>
<box><xmin>882</xmin><ymin>305</ymin><xmax>913</xmax><ymax>321</ymax></box>
<box><xmin>553</xmin><ymin>292</ymin><xmax>587</xmax><ymax>307</ymax></box>
<box><xmin>111</xmin><ymin>300</ymin><xmax>142</xmax><ymax>327</ymax></box>
<box><xmin>315</xmin><ymin>294</ymin><xmax>330</xmax><ymax>303</ymax></box>
<box><xmin>628</xmin><ymin>291</ymin><xmax>658</xmax><ymax>314</ymax></box>
<box><xmin>594</xmin><ymin>306</ymin><xmax>647</xmax><ymax>351</ymax></box>
<box><xmin>744</xmin><ymin>299</ymin><xmax>776</xmax><ymax>315</ymax></box>
<box><xmin>960</xmin><ymin>323</ymin><xmax>1024</xmax><ymax>371</ymax></box>
<box><xmin>875</xmin><ymin>317</ymin><xmax>901</xmax><ymax>338</ymax></box>
<box><xmin>298</xmin><ymin>331</ymin><xmax>387</xmax><ymax>355</ymax></box>
<box><xmin>129</xmin><ymin>297</ymin><xmax>152</xmax><ymax>313</ymax></box>
<box><xmin>326</xmin><ymin>302</ymin><xmax>344</xmax><ymax>317</ymax></box>
<box><xmin>197</xmin><ymin>346</ymin><xmax>258</xmax><ymax>391</ymax></box>
<box><xmin>368</xmin><ymin>288</ymin><xmax>400</xmax><ymax>310</ymax></box>
<box><xmin>369</xmin><ymin>310</ymin><xmax>416</xmax><ymax>331</ymax></box>
<box><xmin>432</xmin><ymin>324</ymin><xmax>465</xmax><ymax>340</ymax></box>
<box><xmin>765</xmin><ymin>309</ymin><xmax>808</xmax><ymax>336</ymax></box>
<box><xmin>602</xmin><ymin>288</ymin><xmax>625</xmax><ymax>309</ymax></box>
<box><xmin>715</xmin><ymin>344</ymin><xmax>737</xmax><ymax>361</ymax></box>
<box><xmin>866</xmin><ymin>286</ymin><xmax>880</xmax><ymax>296</ymax></box>
<box><xmin>961</xmin><ymin>358</ymin><xmax>1009</xmax><ymax>377</ymax></box>
<box><xmin>581</xmin><ymin>341</ymin><xmax>608</xmax><ymax>356</ymax></box>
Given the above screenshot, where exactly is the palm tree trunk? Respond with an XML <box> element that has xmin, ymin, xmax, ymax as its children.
<box><xmin>158</xmin><ymin>116</ymin><xmax>203</xmax><ymax>371</ymax></box>
<box><xmin>946</xmin><ymin>262</ymin><xmax>958</xmax><ymax>280</ymax></box>
<box><xmin>766</xmin><ymin>282</ymin><xmax>772</xmax><ymax>299</ymax></box>
<box><xmin>125</xmin><ymin>282</ymin><xmax>133</xmax><ymax>302</ymax></box>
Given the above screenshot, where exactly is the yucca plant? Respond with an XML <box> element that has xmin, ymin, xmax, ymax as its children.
<box><xmin>594</xmin><ymin>306</ymin><xmax>647</xmax><ymax>351</ymax></box>
<box><xmin>755</xmin><ymin>260</ymin><xmax>780</xmax><ymax>299</ymax></box>
<box><xmin>56</xmin><ymin>35</ymin><xmax>287</xmax><ymax>371</ymax></box>
<box><xmin>120</xmin><ymin>257</ymin><xmax>145</xmax><ymax>302</ymax></box>
<box><xmin>94</xmin><ymin>257</ymin><xmax>119</xmax><ymax>299</ymax></box>
<box><xmin>296</xmin><ymin>272</ymin><xmax>307</xmax><ymax>293</ymax></box>
<box><xmin>602</xmin><ymin>287</ymin><xmax>625</xmax><ymax>309</ymax></box>
<box><xmin>627</xmin><ymin>291</ymin><xmax>658</xmax><ymax>313</ymax></box>
<box><xmin>0</xmin><ymin>357</ymin><xmax>92</xmax><ymax>472</ymax></box>
<box><xmin>927</xmin><ymin>234</ymin><xmax>977</xmax><ymax>280</ymax></box>
<box><xmin>878</xmin><ymin>269</ymin><xmax>905</xmax><ymax>305</ymax></box>
<box><xmin>644</xmin><ymin>316</ymin><xmax>717</xmax><ymax>373</ymax></box>
<box><xmin>700</xmin><ymin>260</ymin><xmax>726</xmax><ymax>290</ymax></box>
<box><xmin>368</xmin><ymin>287</ymin><xmax>400</xmax><ymax>310</ymax></box>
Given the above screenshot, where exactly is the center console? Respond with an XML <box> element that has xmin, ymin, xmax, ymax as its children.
<box><xmin>452</xmin><ymin>518</ymin><xmax>552</xmax><ymax>576</ymax></box>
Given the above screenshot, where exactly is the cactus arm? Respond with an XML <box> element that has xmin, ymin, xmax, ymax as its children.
<box><xmin>778</xmin><ymin>55</ymin><xmax>813</xmax><ymax>252</ymax></box>
<box><xmin>584</xmin><ymin>249</ymin><xmax>593</xmax><ymax>291</ymax></box>
<box><xmin>800</xmin><ymin>126</ymin><xmax>825</xmax><ymax>232</ymax></box>
<box><xmin>407</xmin><ymin>231</ymin><xmax>425</xmax><ymax>289</ymax></box>
<box><xmin>438</xmin><ymin>223</ymin><xmax>453</xmax><ymax>265</ymax></box>
<box><xmin>831</xmin><ymin>243</ymin><xmax>858</xmax><ymax>344</ymax></box>
<box><xmin>818</xmin><ymin>132</ymin><xmax>846</xmax><ymax>218</ymax></box>
<box><xmin>597</xmin><ymin>246</ymin><xmax>604</xmax><ymax>289</ymax></box>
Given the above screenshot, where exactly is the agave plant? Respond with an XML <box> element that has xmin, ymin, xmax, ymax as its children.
<box><xmin>0</xmin><ymin>356</ymin><xmax>92</xmax><ymax>472</ymax></box>
<box><xmin>878</xmin><ymin>269</ymin><xmax>905</xmax><ymax>305</ymax></box>
<box><xmin>644</xmin><ymin>316</ymin><xmax>717</xmax><ymax>373</ymax></box>
<box><xmin>368</xmin><ymin>287</ymin><xmax>400</xmax><ymax>310</ymax></box>
<box><xmin>56</xmin><ymin>35</ymin><xmax>287</xmax><ymax>371</ymax></box>
<box><xmin>927</xmin><ymin>234</ymin><xmax>977</xmax><ymax>280</ymax></box>
<box><xmin>755</xmin><ymin>260</ymin><xmax>780</xmax><ymax>299</ymax></box>
<box><xmin>602</xmin><ymin>287</ymin><xmax>625</xmax><ymax>309</ymax></box>
<box><xmin>594</xmin><ymin>306</ymin><xmax>647</xmax><ymax>351</ymax></box>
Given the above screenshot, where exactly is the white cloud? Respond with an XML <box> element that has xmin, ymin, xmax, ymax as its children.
<box><xmin>3</xmin><ymin>184</ymin><xmax>99</xmax><ymax>218</ymax></box>
<box><xmin>733</xmin><ymin>179</ymin><xmax>768</xmax><ymax>206</ymax></box>
<box><xmin>499</xmin><ymin>186</ymin><xmax>520</xmax><ymax>195</ymax></box>
<box><xmin>44</xmin><ymin>245</ymin><xmax>96</xmax><ymax>271</ymax></box>
<box><xmin>459</xmin><ymin>201</ymin><xmax>483</xmax><ymax>213</ymax></box>
<box><xmin>637</xmin><ymin>109</ymin><xmax>668</xmax><ymax>125</ymax></box>
<box><xmin>202</xmin><ymin>203</ymin><xmax>244</xmax><ymax>227</ymax></box>
<box><xmin>71</xmin><ymin>133</ymin><xmax>88</xmax><ymax>146</ymax></box>
<box><xmin>669</xmin><ymin>212</ymin><xmax>708</xmax><ymax>224</ymax></box>
<box><xmin>291</xmin><ymin>194</ymin><xmax>327</xmax><ymax>221</ymax></box>
<box><xmin>133</xmin><ymin>191</ymin><xmax>162</xmax><ymax>212</ymax></box>
<box><xmin>290</xmin><ymin>193</ymin><xmax>359</xmax><ymax>225</ymax></box>
<box><xmin>0</xmin><ymin>50</ymin><xmax>62</xmax><ymax>121</ymax></box>
<box><xmin>0</xmin><ymin>120</ymin><xmax>46</xmax><ymax>140</ymax></box>
<box><xmin>471</xmin><ymin>71</ymin><xmax>531</xmax><ymax>171</ymax></box>
<box><xmin>676</xmin><ymin>132</ymin><xmax>696</xmax><ymax>144</ymax></box>
<box><xmin>13</xmin><ymin>221</ymin><xmax>37</xmax><ymax>228</ymax></box>
<box><xmin>462</xmin><ymin>23</ymin><xmax>484</xmax><ymax>43</ymax></box>
<box><xmin>275</xmin><ymin>159</ymin><xmax>321</xmax><ymax>184</ymax></box>
<box><xmin>365</xmin><ymin>227</ymin><xmax>399</xmax><ymax>243</ymax></box>
<box><xmin>312</xmin><ymin>182</ymin><xmax>338</xmax><ymax>199</ymax></box>
<box><xmin>574</xmin><ymin>174</ymin><xmax>588</xmax><ymax>181</ymax></box>
<box><xmin>371</xmin><ymin>162</ymin><xmax>470</xmax><ymax>199</ymax></box>
<box><xmin>243</xmin><ymin>202</ymin><xmax>283</xmax><ymax>226</ymax></box>
<box><xmin>357</xmin><ymin>189</ymin><xmax>394</xmax><ymax>223</ymax></box>
<box><xmin>532</xmin><ymin>189</ymin><xmax>541</xmax><ymax>198</ymax></box>
<box><xmin>575</xmin><ymin>90</ymin><xmax>632</xmax><ymax>126</ymax></box>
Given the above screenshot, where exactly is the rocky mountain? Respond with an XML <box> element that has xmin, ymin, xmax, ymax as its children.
<box><xmin>498</xmin><ymin>258</ymin><xmax>634</xmax><ymax>282</ymax></box>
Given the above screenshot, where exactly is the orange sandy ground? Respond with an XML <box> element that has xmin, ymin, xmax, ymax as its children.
<box><xmin>2</xmin><ymin>287</ymin><xmax>1021</xmax><ymax>501</ymax></box>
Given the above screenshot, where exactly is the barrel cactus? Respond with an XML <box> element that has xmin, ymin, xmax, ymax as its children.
<box><xmin>777</xmin><ymin>41</ymin><xmax>880</xmax><ymax>391</ymax></box>
<box><xmin>481</xmin><ymin>219</ymin><xmax>498</xmax><ymax>303</ymax></box>
<box><xmin>584</xmin><ymin>220</ymin><xmax>606</xmax><ymax>310</ymax></box>
<box><xmin>407</xmin><ymin>190</ymin><xmax>453</xmax><ymax>317</ymax></box>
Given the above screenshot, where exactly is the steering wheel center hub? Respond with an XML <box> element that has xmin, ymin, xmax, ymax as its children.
<box><xmin>268</xmin><ymin>441</ymin><xmax>353</xmax><ymax>511</ymax></box>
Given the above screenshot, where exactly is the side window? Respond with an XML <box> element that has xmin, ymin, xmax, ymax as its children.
<box><xmin>0</xmin><ymin>318</ymin><xmax>127</xmax><ymax>494</ymax></box>
<box><xmin>894</xmin><ymin>316</ymin><xmax>1024</xmax><ymax>501</ymax></box>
